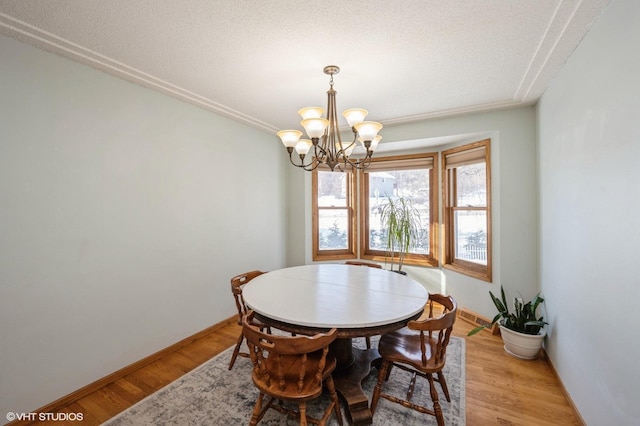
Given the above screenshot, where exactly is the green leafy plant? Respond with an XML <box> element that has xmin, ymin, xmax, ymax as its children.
<box><xmin>468</xmin><ymin>285</ymin><xmax>547</xmax><ymax>336</ymax></box>
<box><xmin>379</xmin><ymin>196</ymin><xmax>421</xmax><ymax>272</ymax></box>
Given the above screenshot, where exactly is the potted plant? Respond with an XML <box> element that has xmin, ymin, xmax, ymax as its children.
<box><xmin>468</xmin><ymin>285</ymin><xmax>548</xmax><ymax>359</ymax></box>
<box><xmin>378</xmin><ymin>196</ymin><xmax>421</xmax><ymax>274</ymax></box>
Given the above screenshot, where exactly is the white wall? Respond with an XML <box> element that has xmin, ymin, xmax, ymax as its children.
<box><xmin>290</xmin><ymin>106</ymin><xmax>539</xmax><ymax>319</ymax></box>
<box><xmin>537</xmin><ymin>0</ymin><xmax>640</xmax><ymax>424</ymax></box>
<box><xmin>0</xmin><ymin>35</ymin><xmax>287</xmax><ymax>416</ymax></box>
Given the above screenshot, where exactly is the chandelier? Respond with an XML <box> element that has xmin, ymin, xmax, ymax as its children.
<box><xmin>277</xmin><ymin>65</ymin><xmax>382</xmax><ymax>172</ymax></box>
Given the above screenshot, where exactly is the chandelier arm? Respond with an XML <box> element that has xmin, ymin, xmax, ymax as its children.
<box><xmin>312</xmin><ymin>139</ymin><xmax>328</xmax><ymax>165</ymax></box>
<box><xmin>302</xmin><ymin>160</ymin><xmax>322</xmax><ymax>171</ymax></box>
<box><xmin>334</xmin><ymin>129</ymin><xmax>371</xmax><ymax>170</ymax></box>
<box><xmin>338</xmin><ymin>152</ymin><xmax>373</xmax><ymax>170</ymax></box>
<box><xmin>287</xmin><ymin>148</ymin><xmax>321</xmax><ymax>171</ymax></box>
<box><xmin>339</xmin><ymin>128</ymin><xmax>359</xmax><ymax>155</ymax></box>
<box><xmin>354</xmin><ymin>155</ymin><xmax>374</xmax><ymax>170</ymax></box>
<box><xmin>335</xmin><ymin>133</ymin><xmax>357</xmax><ymax>158</ymax></box>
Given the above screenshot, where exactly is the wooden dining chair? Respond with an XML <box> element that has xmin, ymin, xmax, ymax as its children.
<box><xmin>242</xmin><ymin>310</ymin><xmax>344</xmax><ymax>426</ymax></box>
<box><xmin>370</xmin><ymin>293</ymin><xmax>457</xmax><ymax>426</ymax></box>
<box><xmin>228</xmin><ymin>270</ymin><xmax>266</xmax><ymax>370</ymax></box>
<box><xmin>344</xmin><ymin>260</ymin><xmax>382</xmax><ymax>349</ymax></box>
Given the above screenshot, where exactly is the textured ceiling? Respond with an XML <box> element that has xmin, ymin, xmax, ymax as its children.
<box><xmin>0</xmin><ymin>0</ymin><xmax>610</xmax><ymax>136</ymax></box>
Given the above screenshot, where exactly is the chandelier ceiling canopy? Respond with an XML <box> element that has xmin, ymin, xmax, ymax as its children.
<box><xmin>277</xmin><ymin>66</ymin><xmax>382</xmax><ymax>172</ymax></box>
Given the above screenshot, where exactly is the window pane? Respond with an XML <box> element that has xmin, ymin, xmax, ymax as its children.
<box><xmin>318</xmin><ymin>210</ymin><xmax>349</xmax><ymax>250</ymax></box>
<box><xmin>312</xmin><ymin>166</ymin><xmax>355</xmax><ymax>260</ymax></box>
<box><xmin>456</xmin><ymin>163</ymin><xmax>486</xmax><ymax>206</ymax></box>
<box><xmin>317</xmin><ymin>171</ymin><xmax>347</xmax><ymax>207</ymax></box>
<box><xmin>454</xmin><ymin>210</ymin><xmax>487</xmax><ymax>265</ymax></box>
<box><xmin>367</xmin><ymin>169</ymin><xmax>430</xmax><ymax>254</ymax></box>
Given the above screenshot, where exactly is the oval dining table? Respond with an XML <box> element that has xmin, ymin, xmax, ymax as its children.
<box><xmin>242</xmin><ymin>264</ymin><xmax>429</xmax><ymax>425</ymax></box>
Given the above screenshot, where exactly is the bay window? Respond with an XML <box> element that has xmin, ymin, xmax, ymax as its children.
<box><xmin>442</xmin><ymin>139</ymin><xmax>492</xmax><ymax>281</ymax></box>
<box><xmin>311</xmin><ymin>139</ymin><xmax>491</xmax><ymax>282</ymax></box>
<box><xmin>359</xmin><ymin>153</ymin><xmax>438</xmax><ymax>267</ymax></box>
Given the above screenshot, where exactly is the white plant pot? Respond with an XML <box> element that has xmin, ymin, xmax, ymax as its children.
<box><xmin>499</xmin><ymin>324</ymin><xmax>546</xmax><ymax>360</ymax></box>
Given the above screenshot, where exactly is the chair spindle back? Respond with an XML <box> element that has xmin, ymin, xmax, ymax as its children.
<box><xmin>408</xmin><ymin>293</ymin><xmax>457</xmax><ymax>367</ymax></box>
<box><xmin>242</xmin><ymin>311</ymin><xmax>337</xmax><ymax>397</ymax></box>
<box><xmin>230</xmin><ymin>270</ymin><xmax>264</xmax><ymax>325</ymax></box>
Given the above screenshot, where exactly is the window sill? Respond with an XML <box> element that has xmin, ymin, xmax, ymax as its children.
<box><xmin>361</xmin><ymin>254</ymin><xmax>438</xmax><ymax>268</ymax></box>
<box><xmin>442</xmin><ymin>262</ymin><xmax>492</xmax><ymax>282</ymax></box>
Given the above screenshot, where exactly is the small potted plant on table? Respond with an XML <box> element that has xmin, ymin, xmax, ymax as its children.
<box><xmin>468</xmin><ymin>285</ymin><xmax>548</xmax><ymax>359</ymax></box>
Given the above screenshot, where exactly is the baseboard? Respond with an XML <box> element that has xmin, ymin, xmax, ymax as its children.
<box><xmin>456</xmin><ymin>306</ymin><xmax>499</xmax><ymax>335</ymax></box>
<box><xmin>9</xmin><ymin>315</ymin><xmax>237</xmax><ymax>425</ymax></box>
<box><xmin>542</xmin><ymin>349</ymin><xmax>587</xmax><ymax>426</ymax></box>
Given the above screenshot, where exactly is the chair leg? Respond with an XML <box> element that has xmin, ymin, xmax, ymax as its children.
<box><xmin>427</xmin><ymin>373</ymin><xmax>445</xmax><ymax>426</ymax></box>
<box><xmin>299</xmin><ymin>401</ymin><xmax>308</xmax><ymax>426</ymax></box>
<box><xmin>228</xmin><ymin>332</ymin><xmax>244</xmax><ymax>370</ymax></box>
<box><xmin>249</xmin><ymin>393</ymin><xmax>265</xmax><ymax>426</ymax></box>
<box><xmin>325</xmin><ymin>376</ymin><xmax>344</xmax><ymax>426</ymax></box>
<box><xmin>371</xmin><ymin>359</ymin><xmax>391</xmax><ymax>415</ymax></box>
<box><xmin>385</xmin><ymin>363</ymin><xmax>394</xmax><ymax>381</ymax></box>
<box><xmin>365</xmin><ymin>336</ymin><xmax>371</xmax><ymax>349</ymax></box>
<box><xmin>437</xmin><ymin>371</ymin><xmax>451</xmax><ymax>402</ymax></box>
<box><xmin>407</xmin><ymin>371</ymin><xmax>417</xmax><ymax>401</ymax></box>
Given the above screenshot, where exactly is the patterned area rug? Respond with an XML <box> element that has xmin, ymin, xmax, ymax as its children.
<box><xmin>103</xmin><ymin>336</ymin><xmax>465</xmax><ymax>425</ymax></box>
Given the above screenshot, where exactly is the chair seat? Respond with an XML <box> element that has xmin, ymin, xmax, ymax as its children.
<box><xmin>252</xmin><ymin>354</ymin><xmax>337</xmax><ymax>401</ymax></box>
<box><xmin>378</xmin><ymin>330</ymin><xmax>444</xmax><ymax>373</ymax></box>
<box><xmin>370</xmin><ymin>294</ymin><xmax>457</xmax><ymax>426</ymax></box>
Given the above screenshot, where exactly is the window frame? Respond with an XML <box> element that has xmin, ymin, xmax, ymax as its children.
<box><xmin>358</xmin><ymin>153</ymin><xmax>439</xmax><ymax>267</ymax></box>
<box><xmin>311</xmin><ymin>165</ymin><xmax>357</xmax><ymax>261</ymax></box>
<box><xmin>442</xmin><ymin>139</ymin><xmax>492</xmax><ymax>281</ymax></box>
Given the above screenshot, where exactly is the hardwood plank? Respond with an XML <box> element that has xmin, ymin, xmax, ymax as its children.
<box><xmin>454</xmin><ymin>319</ymin><xmax>582</xmax><ymax>426</ymax></box>
<box><xmin>105</xmin><ymin>379</ymin><xmax>145</xmax><ymax>407</ymax></box>
<box><xmin>75</xmin><ymin>385</ymin><xmax>132</xmax><ymax>423</ymax></box>
<box><xmin>14</xmin><ymin>315</ymin><xmax>584</xmax><ymax>426</ymax></box>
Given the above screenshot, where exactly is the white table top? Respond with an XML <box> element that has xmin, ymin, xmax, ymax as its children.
<box><xmin>242</xmin><ymin>264</ymin><xmax>428</xmax><ymax>329</ymax></box>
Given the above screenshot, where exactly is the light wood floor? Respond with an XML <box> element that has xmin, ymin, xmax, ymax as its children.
<box><xmin>22</xmin><ymin>317</ymin><xmax>582</xmax><ymax>426</ymax></box>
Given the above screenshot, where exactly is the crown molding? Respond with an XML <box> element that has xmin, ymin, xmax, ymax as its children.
<box><xmin>381</xmin><ymin>99</ymin><xmax>534</xmax><ymax>127</ymax></box>
<box><xmin>0</xmin><ymin>13</ymin><xmax>278</xmax><ymax>134</ymax></box>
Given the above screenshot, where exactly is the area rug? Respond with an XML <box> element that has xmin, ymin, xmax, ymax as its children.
<box><xmin>103</xmin><ymin>336</ymin><xmax>465</xmax><ymax>425</ymax></box>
